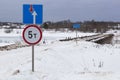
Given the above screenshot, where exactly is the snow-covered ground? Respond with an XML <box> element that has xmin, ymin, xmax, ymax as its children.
<box><xmin>0</xmin><ymin>43</ymin><xmax>14</xmax><ymax>47</ymax></box>
<box><xmin>0</xmin><ymin>29</ymin><xmax>22</xmax><ymax>45</ymax></box>
<box><xmin>0</xmin><ymin>29</ymin><xmax>95</xmax><ymax>46</ymax></box>
<box><xmin>0</xmin><ymin>29</ymin><xmax>120</xmax><ymax>80</ymax></box>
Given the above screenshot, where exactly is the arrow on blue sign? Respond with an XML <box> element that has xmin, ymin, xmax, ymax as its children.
<box><xmin>23</xmin><ymin>4</ymin><xmax>43</xmax><ymax>24</ymax></box>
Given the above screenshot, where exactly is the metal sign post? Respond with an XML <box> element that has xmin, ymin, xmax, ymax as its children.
<box><xmin>73</xmin><ymin>24</ymin><xmax>80</xmax><ymax>45</ymax></box>
<box><xmin>31</xmin><ymin>5</ymin><xmax>36</xmax><ymax>72</ymax></box>
<box><xmin>76</xmin><ymin>28</ymin><xmax>78</xmax><ymax>44</ymax></box>
<box><xmin>32</xmin><ymin>45</ymin><xmax>34</xmax><ymax>72</ymax></box>
<box><xmin>22</xmin><ymin>25</ymin><xmax>42</xmax><ymax>72</ymax></box>
<box><xmin>23</xmin><ymin>4</ymin><xmax>43</xmax><ymax>72</ymax></box>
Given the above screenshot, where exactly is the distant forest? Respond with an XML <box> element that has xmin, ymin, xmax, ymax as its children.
<box><xmin>42</xmin><ymin>20</ymin><xmax>120</xmax><ymax>33</ymax></box>
<box><xmin>0</xmin><ymin>20</ymin><xmax>120</xmax><ymax>33</ymax></box>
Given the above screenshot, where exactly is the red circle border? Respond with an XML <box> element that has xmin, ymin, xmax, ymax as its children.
<box><xmin>22</xmin><ymin>24</ymin><xmax>42</xmax><ymax>45</ymax></box>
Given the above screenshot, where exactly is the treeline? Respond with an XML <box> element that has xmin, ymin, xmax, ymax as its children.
<box><xmin>0</xmin><ymin>22</ymin><xmax>22</xmax><ymax>26</ymax></box>
<box><xmin>42</xmin><ymin>20</ymin><xmax>120</xmax><ymax>33</ymax></box>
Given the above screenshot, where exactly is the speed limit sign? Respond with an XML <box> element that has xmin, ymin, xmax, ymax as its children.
<box><xmin>22</xmin><ymin>25</ymin><xmax>42</xmax><ymax>45</ymax></box>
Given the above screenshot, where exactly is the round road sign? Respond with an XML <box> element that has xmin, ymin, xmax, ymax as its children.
<box><xmin>22</xmin><ymin>25</ymin><xmax>42</xmax><ymax>45</ymax></box>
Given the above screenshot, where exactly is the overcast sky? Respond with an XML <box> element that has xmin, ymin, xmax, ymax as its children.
<box><xmin>0</xmin><ymin>0</ymin><xmax>120</xmax><ymax>22</ymax></box>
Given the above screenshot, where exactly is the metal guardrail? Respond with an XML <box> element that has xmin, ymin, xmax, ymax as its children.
<box><xmin>59</xmin><ymin>34</ymin><xmax>114</xmax><ymax>44</ymax></box>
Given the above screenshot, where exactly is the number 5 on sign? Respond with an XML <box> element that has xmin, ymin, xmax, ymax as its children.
<box><xmin>23</xmin><ymin>25</ymin><xmax>42</xmax><ymax>45</ymax></box>
<box><xmin>28</xmin><ymin>31</ymin><xmax>37</xmax><ymax>39</ymax></box>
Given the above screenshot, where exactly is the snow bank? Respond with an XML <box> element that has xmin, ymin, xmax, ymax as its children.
<box><xmin>0</xmin><ymin>40</ymin><xmax>120</xmax><ymax>80</ymax></box>
<box><xmin>0</xmin><ymin>29</ymin><xmax>120</xmax><ymax>80</ymax></box>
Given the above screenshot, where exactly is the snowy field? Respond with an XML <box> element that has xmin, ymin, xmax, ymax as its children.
<box><xmin>0</xmin><ymin>29</ymin><xmax>120</xmax><ymax>80</ymax></box>
<box><xmin>0</xmin><ymin>29</ymin><xmax>95</xmax><ymax>46</ymax></box>
<box><xmin>0</xmin><ymin>29</ymin><xmax>22</xmax><ymax>45</ymax></box>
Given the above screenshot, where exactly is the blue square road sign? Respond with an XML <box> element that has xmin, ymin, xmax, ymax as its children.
<box><xmin>73</xmin><ymin>24</ymin><xmax>80</xmax><ymax>29</ymax></box>
<box><xmin>23</xmin><ymin>4</ymin><xmax>43</xmax><ymax>24</ymax></box>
